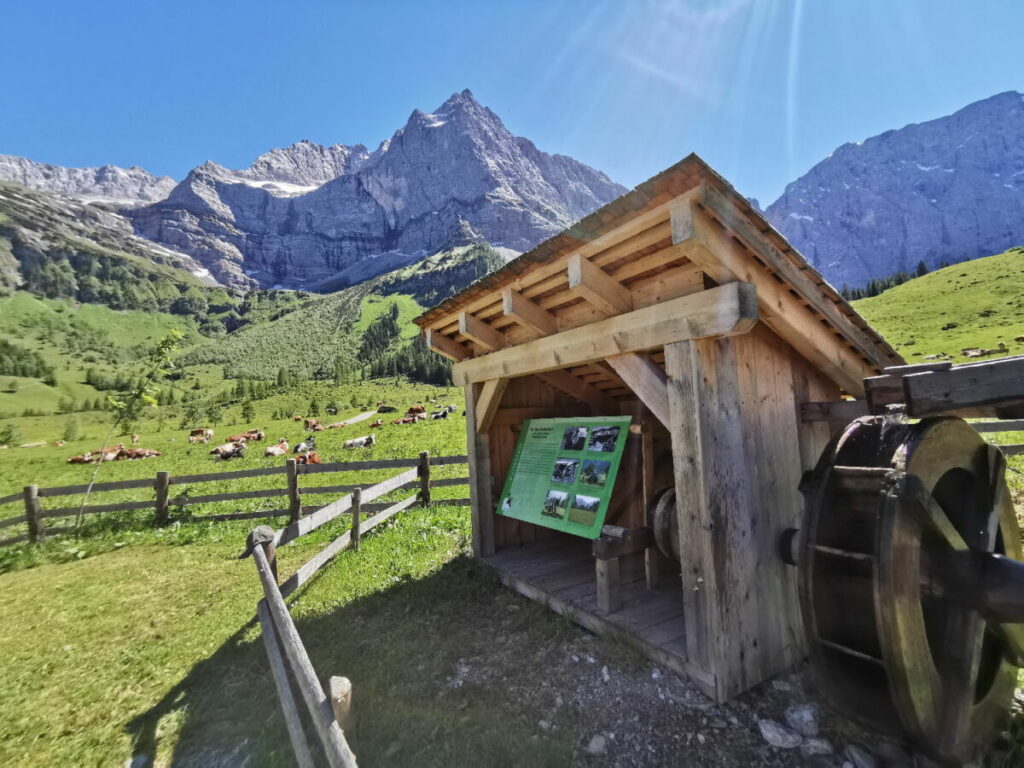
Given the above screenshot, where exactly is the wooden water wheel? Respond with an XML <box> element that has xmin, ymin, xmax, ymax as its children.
<box><xmin>784</xmin><ymin>415</ymin><xmax>1024</xmax><ymax>764</ymax></box>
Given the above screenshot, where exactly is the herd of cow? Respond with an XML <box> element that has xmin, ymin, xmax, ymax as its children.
<box><xmin>57</xmin><ymin>401</ymin><xmax>460</xmax><ymax>466</ymax></box>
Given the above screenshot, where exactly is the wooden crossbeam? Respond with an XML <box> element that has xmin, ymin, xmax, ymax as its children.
<box><xmin>605</xmin><ymin>353</ymin><xmax>670</xmax><ymax>428</ymax></box>
<box><xmin>567</xmin><ymin>253</ymin><xmax>631</xmax><ymax>316</ymax></box>
<box><xmin>536</xmin><ymin>370</ymin><xmax>618</xmax><ymax>414</ymax></box>
<box><xmin>452</xmin><ymin>281</ymin><xmax>758</xmax><ymax>386</ymax></box>
<box><xmin>475</xmin><ymin>378</ymin><xmax>509</xmax><ymax>433</ymax></box>
<box><xmin>502</xmin><ymin>288</ymin><xmax>557</xmax><ymax>336</ymax></box>
<box><xmin>426</xmin><ymin>329</ymin><xmax>469</xmax><ymax>362</ymax></box>
<box><xmin>458</xmin><ymin>312</ymin><xmax>505</xmax><ymax>351</ymax></box>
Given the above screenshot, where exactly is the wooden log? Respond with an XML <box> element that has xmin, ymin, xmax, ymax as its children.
<box><xmin>419</xmin><ymin>451</ymin><xmax>431</xmax><ymax>506</ymax></box>
<box><xmin>604</xmin><ymin>353</ymin><xmax>670</xmax><ymax>428</ymax></box>
<box><xmin>0</xmin><ymin>492</ymin><xmax>24</xmax><ymax>506</ymax></box>
<box><xmin>0</xmin><ymin>515</ymin><xmax>26</xmax><ymax>530</ymax></box>
<box><xmin>257</xmin><ymin>600</ymin><xmax>316</xmax><ymax>768</ymax></box>
<box><xmin>592</xmin><ymin>526</ymin><xmax>654</xmax><ymax>560</ymax></box>
<box><xmin>596</xmin><ymin>557</ymin><xmax>622</xmax><ymax>613</ymax></box>
<box><xmin>567</xmin><ymin>253</ymin><xmax>632</xmax><ymax>316</ymax></box>
<box><xmin>329</xmin><ymin>676</ymin><xmax>355</xmax><ymax>741</ymax></box>
<box><xmin>800</xmin><ymin>400</ymin><xmax>870</xmax><ymax>422</ymax></box>
<box><xmin>0</xmin><ymin>533</ymin><xmax>30</xmax><ymax>547</ymax></box>
<box><xmin>154</xmin><ymin>471</ymin><xmax>171</xmax><ymax>526</ymax></box>
<box><xmin>475</xmin><ymin>378</ymin><xmax>509</xmax><ymax>433</ymax></box>
<box><xmin>287</xmin><ymin>459</ymin><xmax>302</xmax><ymax>523</ymax></box>
<box><xmin>903</xmin><ymin>356</ymin><xmax>1024</xmax><ymax>416</ymax></box>
<box><xmin>459</xmin><ymin>311</ymin><xmax>505</xmax><ymax>351</ymax></box>
<box><xmin>23</xmin><ymin>486</ymin><xmax>43</xmax><ymax>542</ymax></box>
<box><xmin>502</xmin><ymin>288</ymin><xmax>558</xmax><ymax>336</ymax></box>
<box><xmin>251</xmin><ymin>545</ymin><xmax>356</xmax><ymax>767</ymax></box>
<box><xmin>350</xmin><ymin>487</ymin><xmax>361</xmax><ymax>552</ymax></box>
<box><xmin>426</xmin><ymin>328</ymin><xmax>470</xmax><ymax>362</ymax></box>
<box><xmin>453</xmin><ymin>281</ymin><xmax>758</xmax><ymax>386</ymax></box>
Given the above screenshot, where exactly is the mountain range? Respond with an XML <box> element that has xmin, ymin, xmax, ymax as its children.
<box><xmin>1</xmin><ymin>89</ymin><xmax>1022</xmax><ymax>294</ymax></box>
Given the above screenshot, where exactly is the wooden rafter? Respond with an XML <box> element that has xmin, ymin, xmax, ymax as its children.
<box><xmin>426</xmin><ymin>329</ymin><xmax>469</xmax><ymax>362</ymax></box>
<box><xmin>567</xmin><ymin>253</ymin><xmax>632</xmax><ymax>316</ymax></box>
<box><xmin>535</xmin><ymin>370</ymin><xmax>618</xmax><ymax>414</ymax></box>
<box><xmin>502</xmin><ymin>288</ymin><xmax>557</xmax><ymax>336</ymax></box>
<box><xmin>458</xmin><ymin>312</ymin><xmax>504</xmax><ymax>352</ymax></box>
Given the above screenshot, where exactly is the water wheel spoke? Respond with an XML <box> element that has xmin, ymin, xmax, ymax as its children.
<box><xmin>985</xmin><ymin>445</ymin><xmax>1007</xmax><ymax>546</ymax></box>
<box><xmin>905</xmin><ymin>475</ymin><xmax>967</xmax><ymax>552</ymax></box>
<box><xmin>937</xmin><ymin>605</ymin><xmax>986</xmax><ymax>757</ymax></box>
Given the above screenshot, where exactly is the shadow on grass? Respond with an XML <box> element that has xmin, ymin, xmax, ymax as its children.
<box><xmin>126</xmin><ymin>555</ymin><xmax>584</xmax><ymax>767</ymax></box>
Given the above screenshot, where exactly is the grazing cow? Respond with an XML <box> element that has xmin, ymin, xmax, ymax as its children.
<box><xmin>377</xmin><ymin>405</ymin><xmax>397</xmax><ymax>414</ymax></box>
<box><xmin>370</xmin><ymin>419</ymin><xmax>383</xmax><ymax>428</ymax></box>
<box><xmin>311</xmin><ymin>424</ymin><xmax>325</xmax><ymax>432</ymax></box>
<box><xmin>415</xmin><ymin>413</ymin><xmax>427</xmax><ymax>421</ymax></box>
<box><xmin>190</xmin><ymin>427</ymin><xmax>214</xmax><ymax>441</ymax></box>
<box><xmin>326</xmin><ymin>407</ymin><xmax>338</xmax><ymax>415</ymax></box>
<box><xmin>67</xmin><ymin>452</ymin><xmax>95</xmax><ymax>464</ymax></box>
<box><xmin>406</xmin><ymin>405</ymin><xmax>426</xmax><ymax>415</ymax></box>
<box><xmin>264</xmin><ymin>439</ymin><xmax>289</xmax><ymax>457</ymax></box>
<box><xmin>100</xmin><ymin>444</ymin><xmax>125</xmax><ymax>462</ymax></box>
<box><xmin>303</xmin><ymin>418</ymin><xmax>320</xmax><ymax>430</ymax></box>
<box><xmin>19</xmin><ymin>441</ymin><xmax>47</xmax><ymax>449</ymax></box>
<box><xmin>294</xmin><ymin>436</ymin><xmax>316</xmax><ymax>454</ymax></box>
<box><xmin>295</xmin><ymin>451</ymin><xmax>321</xmax><ymax>465</ymax></box>
<box><xmin>376</xmin><ymin>401</ymin><xmax>384</xmax><ymax>407</ymax></box>
<box><xmin>326</xmin><ymin>421</ymin><xmax>348</xmax><ymax>429</ymax></box>
<box><xmin>227</xmin><ymin>433</ymin><xmax>250</xmax><ymax>443</ymax></box>
<box><xmin>292</xmin><ymin>416</ymin><xmax>304</xmax><ymax>422</ymax></box>
<box><xmin>52</xmin><ymin>440</ymin><xmax>65</xmax><ymax>447</ymax></box>
<box><xmin>343</xmin><ymin>434</ymin><xmax>376</xmax><ymax>449</ymax></box>
<box><xmin>122</xmin><ymin>447</ymin><xmax>160</xmax><ymax>460</ymax></box>
<box><xmin>431</xmin><ymin>410</ymin><xmax>448</xmax><ymax>420</ymax></box>
<box><xmin>211</xmin><ymin>442</ymin><xmax>246</xmax><ymax>460</ymax></box>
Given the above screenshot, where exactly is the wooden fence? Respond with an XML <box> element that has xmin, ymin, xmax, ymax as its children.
<box><xmin>0</xmin><ymin>452</ymin><xmax>471</xmax><ymax>548</ymax></box>
<box><xmin>245</xmin><ymin>453</ymin><xmax>470</xmax><ymax>766</ymax></box>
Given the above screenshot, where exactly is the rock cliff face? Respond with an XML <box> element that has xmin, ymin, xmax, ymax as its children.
<box><xmin>0</xmin><ymin>155</ymin><xmax>176</xmax><ymax>205</ymax></box>
<box><xmin>128</xmin><ymin>90</ymin><xmax>626</xmax><ymax>290</ymax></box>
<box><xmin>766</xmin><ymin>91</ymin><xmax>1024</xmax><ymax>289</ymax></box>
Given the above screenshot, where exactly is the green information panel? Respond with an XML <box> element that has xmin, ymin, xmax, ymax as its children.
<box><xmin>496</xmin><ymin>416</ymin><xmax>634</xmax><ymax>540</ymax></box>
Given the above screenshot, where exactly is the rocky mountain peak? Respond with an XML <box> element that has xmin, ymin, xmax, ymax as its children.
<box><xmin>0</xmin><ymin>154</ymin><xmax>176</xmax><ymax>206</ymax></box>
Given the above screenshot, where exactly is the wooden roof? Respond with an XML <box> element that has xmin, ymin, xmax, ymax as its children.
<box><xmin>414</xmin><ymin>153</ymin><xmax>903</xmax><ymax>395</ymax></box>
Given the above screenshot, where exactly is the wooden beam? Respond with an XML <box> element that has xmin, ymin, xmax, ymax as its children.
<box><xmin>452</xmin><ymin>281</ymin><xmax>758</xmax><ymax>386</ymax></box>
<box><xmin>459</xmin><ymin>312</ymin><xmax>505</xmax><ymax>351</ymax></box>
<box><xmin>800</xmin><ymin>400</ymin><xmax>870</xmax><ymax>423</ymax></box>
<box><xmin>605</xmin><ymin>353</ymin><xmax>670</xmax><ymax>429</ymax></box>
<box><xmin>475</xmin><ymin>378</ymin><xmax>509</xmax><ymax>433</ymax></box>
<box><xmin>535</xmin><ymin>370</ymin><xmax>617</xmax><ymax>414</ymax></box>
<box><xmin>464</xmin><ymin>383</ymin><xmax>495</xmax><ymax>557</ymax></box>
<box><xmin>426</xmin><ymin>329</ymin><xmax>469</xmax><ymax>362</ymax></box>
<box><xmin>671</xmin><ymin>199</ymin><xmax>875</xmax><ymax>396</ymax></box>
<box><xmin>502</xmin><ymin>288</ymin><xmax>557</xmax><ymax>336</ymax></box>
<box><xmin>903</xmin><ymin>356</ymin><xmax>1024</xmax><ymax>417</ymax></box>
<box><xmin>567</xmin><ymin>253</ymin><xmax>632</xmax><ymax>316</ymax></box>
<box><xmin>696</xmin><ymin>183</ymin><xmax>897</xmax><ymax>371</ymax></box>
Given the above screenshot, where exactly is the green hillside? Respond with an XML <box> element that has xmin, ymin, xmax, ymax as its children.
<box><xmin>853</xmin><ymin>247</ymin><xmax>1024</xmax><ymax>362</ymax></box>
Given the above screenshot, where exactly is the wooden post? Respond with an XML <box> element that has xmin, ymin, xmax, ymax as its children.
<box><xmin>464</xmin><ymin>383</ymin><xmax>495</xmax><ymax>557</ymax></box>
<box><xmin>640</xmin><ymin>419</ymin><xmax>662</xmax><ymax>589</ymax></box>
<box><xmin>351</xmin><ymin>488</ymin><xmax>361</xmax><ymax>552</ymax></box>
<box><xmin>329</xmin><ymin>676</ymin><xmax>355</xmax><ymax>738</ymax></box>
<box><xmin>154</xmin><ymin>471</ymin><xmax>171</xmax><ymax>526</ymax></box>
<box><xmin>418</xmin><ymin>450</ymin><xmax>431</xmax><ymax>507</ymax></box>
<box><xmin>287</xmin><ymin>459</ymin><xmax>302</xmax><ymax>523</ymax></box>
<box><xmin>596</xmin><ymin>557</ymin><xmax>622</xmax><ymax>613</ymax></box>
<box><xmin>23</xmin><ymin>485</ymin><xmax>43</xmax><ymax>542</ymax></box>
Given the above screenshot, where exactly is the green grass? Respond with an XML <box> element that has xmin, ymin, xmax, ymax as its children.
<box><xmin>353</xmin><ymin>293</ymin><xmax>424</xmax><ymax>340</ymax></box>
<box><xmin>853</xmin><ymin>247</ymin><xmax>1024</xmax><ymax>361</ymax></box>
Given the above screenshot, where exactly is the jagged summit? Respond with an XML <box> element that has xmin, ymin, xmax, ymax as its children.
<box><xmin>766</xmin><ymin>91</ymin><xmax>1024</xmax><ymax>289</ymax></box>
<box><xmin>0</xmin><ymin>154</ymin><xmax>176</xmax><ymax>206</ymax></box>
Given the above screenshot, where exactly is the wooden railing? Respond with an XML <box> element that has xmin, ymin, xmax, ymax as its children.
<box><xmin>244</xmin><ymin>453</ymin><xmax>470</xmax><ymax>766</ymax></box>
<box><xmin>968</xmin><ymin>419</ymin><xmax>1024</xmax><ymax>455</ymax></box>
<box><xmin>0</xmin><ymin>453</ymin><xmax>471</xmax><ymax>548</ymax></box>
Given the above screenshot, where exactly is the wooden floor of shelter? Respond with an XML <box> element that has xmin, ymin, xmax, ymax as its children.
<box><xmin>481</xmin><ymin>536</ymin><xmax>700</xmax><ymax>684</ymax></box>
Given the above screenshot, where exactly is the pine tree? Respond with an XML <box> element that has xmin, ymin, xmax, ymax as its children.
<box><xmin>241</xmin><ymin>400</ymin><xmax>255</xmax><ymax>422</ymax></box>
<box><xmin>916</xmin><ymin>260</ymin><xmax>929</xmax><ymax>277</ymax></box>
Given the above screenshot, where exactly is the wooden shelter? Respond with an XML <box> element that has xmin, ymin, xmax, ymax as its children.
<box><xmin>413</xmin><ymin>154</ymin><xmax>903</xmax><ymax>702</ymax></box>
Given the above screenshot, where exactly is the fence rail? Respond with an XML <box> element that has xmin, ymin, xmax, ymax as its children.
<box><xmin>0</xmin><ymin>453</ymin><xmax>470</xmax><ymax>548</ymax></box>
<box><xmin>244</xmin><ymin>451</ymin><xmax>468</xmax><ymax>766</ymax></box>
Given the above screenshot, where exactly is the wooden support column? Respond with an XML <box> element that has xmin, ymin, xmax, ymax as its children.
<box><xmin>475</xmin><ymin>378</ymin><xmax>509</xmax><ymax>434</ymax></box>
<box><xmin>640</xmin><ymin>417</ymin><xmax>662</xmax><ymax>589</ymax></box>
<box><xmin>567</xmin><ymin>253</ymin><xmax>632</xmax><ymax>316</ymax></box>
<box><xmin>465</xmin><ymin>382</ymin><xmax>496</xmax><ymax>557</ymax></box>
<box><xmin>596</xmin><ymin>557</ymin><xmax>622</xmax><ymax>613</ymax></box>
<box><xmin>664</xmin><ymin>337</ymin><xmax>756</xmax><ymax>702</ymax></box>
<box><xmin>503</xmin><ymin>288</ymin><xmax>557</xmax><ymax>336</ymax></box>
<box><xmin>605</xmin><ymin>352</ymin><xmax>670</xmax><ymax>428</ymax></box>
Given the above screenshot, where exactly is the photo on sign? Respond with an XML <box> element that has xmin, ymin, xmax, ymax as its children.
<box><xmin>561</xmin><ymin>426</ymin><xmax>588</xmax><ymax>451</ymax></box>
<box><xmin>568</xmin><ymin>493</ymin><xmax>600</xmax><ymax>526</ymax></box>
<box><xmin>587</xmin><ymin>426</ymin><xmax>620</xmax><ymax>453</ymax></box>
<box><xmin>579</xmin><ymin>459</ymin><xmax>611</xmax><ymax>488</ymax></box>
<box><xmin>500</xmin><ymin>495</ymin><xmax>513</xmax><ymax>513</ymax></box>
<box><xmin>551</xmin><ymin>458</ymin><xmax>579</xmax><ymax>484</ymax></box>
<box><xmin>542</xmin><ymin>489</ymin><xmax>569</xmax><ymax>519</ymax></box>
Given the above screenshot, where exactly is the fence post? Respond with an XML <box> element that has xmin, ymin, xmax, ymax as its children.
<box><xmin>154</xmin><ymin>471</ymin><xmax>171</xmax><ymax>526</ymax></box>
<box><xmin>419</xmin><ymin>450</ymin><xmax>431</xmax><ymax>507</ymax></box>
<box><xmin>287</xmin><ymin>459</ymin><xmax>302</xmax><ymax>523</ymax></box>
<box><xmin>23</xmin><ymin>485</ymin><xmax>43</xmax><ymax>542</ymax></box>
<box><xmin>351</xmin><ymin>487</ymin><xmax>361</xmax><ymax>551</ymax></box>
<box><xmin>329</xmin><ymin>675</ymin><xmax>355</xmax><ymax>740</ymax></box>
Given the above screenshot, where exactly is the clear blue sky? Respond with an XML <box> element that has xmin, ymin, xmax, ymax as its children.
<box><xmin>2</xmin><ymin>0</ymin><xmax>1021</xmax><ymax>205</ymax></box>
